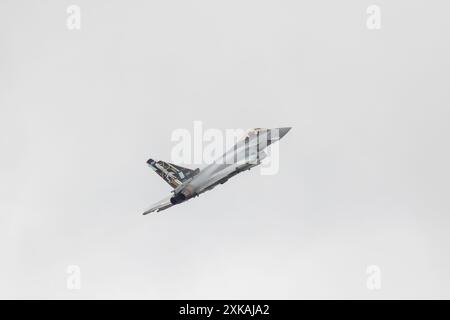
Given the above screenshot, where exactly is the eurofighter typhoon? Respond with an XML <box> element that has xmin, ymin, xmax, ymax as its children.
<box><xmin>143</xmin><ymin>127</ymin><xmax>291</xmax><ymax>215</ymax></box>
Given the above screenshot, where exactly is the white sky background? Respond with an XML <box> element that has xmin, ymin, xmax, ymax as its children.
<box><xmin>1</xmin><ymin>0</ymin><xmax>450</xmax><ymax>299</ymax></box>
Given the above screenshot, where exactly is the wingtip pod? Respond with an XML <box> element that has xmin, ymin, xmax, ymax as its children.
<box><xmin>142</xmin><ymin>196</ymin><xmax>174</xmax><ymax>216</ymax></box>
<box><xmin>143</xmin><ymin>207</ymin><xmax>161</xmax><ymax>215</ymax></box>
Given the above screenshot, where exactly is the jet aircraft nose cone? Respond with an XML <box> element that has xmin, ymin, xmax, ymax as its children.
<box><xmin>277</xmin><ymin>127</ymin><xmax>292</xmax><ymax>139</ymax></box>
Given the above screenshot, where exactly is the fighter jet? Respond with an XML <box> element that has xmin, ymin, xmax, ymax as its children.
<box><xmin>142</xmin><ymin>127</ymin><xmax>291</xmax><ymax>215</ymax></box>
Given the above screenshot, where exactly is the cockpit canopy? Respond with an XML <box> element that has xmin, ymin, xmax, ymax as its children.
<box><xmin>241</xmin><ymin>128</ymin><xmax>266</xmax><ymax>139</ymax></box>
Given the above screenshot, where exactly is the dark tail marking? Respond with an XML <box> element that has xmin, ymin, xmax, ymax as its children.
<box><xmin>147</xmin><ymin>159</ymin><xmax>199</xmax><ymax>188</ymax></box>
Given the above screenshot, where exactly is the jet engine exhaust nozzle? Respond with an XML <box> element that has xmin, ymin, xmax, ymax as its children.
<box><xmin>170</xmin><ymin>193</ymin><xmax>187</xmax><ymax>205</ymax></box>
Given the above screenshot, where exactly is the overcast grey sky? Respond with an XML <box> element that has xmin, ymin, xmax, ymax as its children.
<box><xmin>1</xmin><ymin>0</ymin><xmax>450</xmax><ymax>299</ymax></box>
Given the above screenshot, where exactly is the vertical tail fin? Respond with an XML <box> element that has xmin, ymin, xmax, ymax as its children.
<box><xmin>147</xmin><ymin>159</ymin><xmax>199</xmax><ymax>188</ymax></box>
